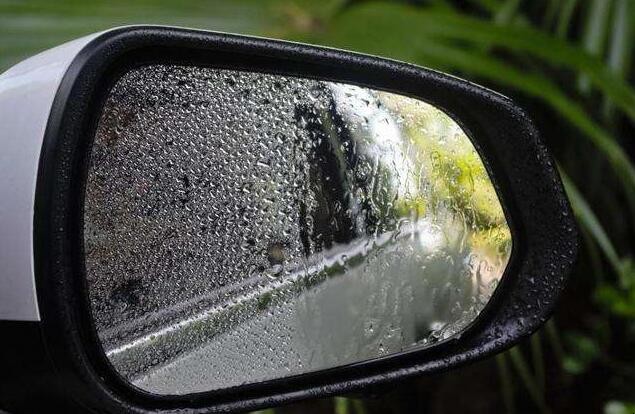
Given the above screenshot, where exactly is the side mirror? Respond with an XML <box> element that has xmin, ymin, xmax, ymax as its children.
<box><xmin>0</xmin><ymin>26</ymin><xmax>577</xmax><ymax>413</ymax></box>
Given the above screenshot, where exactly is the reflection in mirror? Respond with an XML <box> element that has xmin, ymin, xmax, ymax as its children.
<box><xmin>84</xmin><ymin>65</ymin><xmax>512</xmax><ymax>395</ymax></box>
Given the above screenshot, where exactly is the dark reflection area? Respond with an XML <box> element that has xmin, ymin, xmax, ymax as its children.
<box><xmin>295</xmin><ymin>100</ymin><xmax>357</xmax><ymax>252</ymax></box>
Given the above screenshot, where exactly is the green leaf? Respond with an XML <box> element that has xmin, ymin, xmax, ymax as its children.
<box><xmin>466</xmin><ymin>0</ymin><xmax>502</xmax><ymax>15</ymax></box>
<box><xmin>578</xmin><ymin>0</ymin><xmax>612</xmax><ymax>93</ymax></box>
<box><xmin>309</xmin><ymin>3</ymin><xmax>635</xmax><ymax>127</ymax></box>
<box><xmin>494</xmin><ymin>0</ymin><xmax>522</xmax><ymax>25</ymax></box>
<box><xmin>595</xmin><ymin>258</ymin><xmax>635</xmax><ymax>318</ymax></box>
<box><xmin>335</xmin><ymin>397</ymin><xmax>350</xmax><ymax>414</ymax></box>
<box><xmin>595</xmin><ymin>283</ymin><xmax>635</xmax><ymax>318</ymax></box>
<box><xmin>496</xmin><ymin>354</ymin><xmax>517</xmax><ymax>414</ymax></box>
<box><xmin>508</xmin><ymin>348</ymin><xmax>548</xmax><ymax>413</ymax></box>
<box><xmin>603</xmin><ymin>0</ymin><xmax>634</xmax><ymax>117</ymax></box>
<box><xmin>607</xmin><ymin>0</ymin><xmax>634</xmax><ymax>77</ymax></box>
<box><xmin>562</xmin><ymin>332</ymin><xmax>601</xmax><ymax>375</ymax></box>
<box><xmin>561</xmin><ymin>173</ymin><xmax>622</xmax><ymax>276</ymax></box>
<box><xmin>556</xmin><ymin>0</ymin><xmax>579</xmax><ymax>38</ymax></box>
<box><xmin>0</xmin><ymin>0</ymin><xmax>280</xmax><ymax>70</ymax></box>
<box><xmin>564</xmin><ymin>174</ymin><xmax>635</xmax><ymax>318</ymax></box>
<box><xmin>604</xmin><ymin>400</ymin><xmax>635</xmax><ymax>414</ymax></box>
<box><xmin>542</xmin><ymin>0</ymin><xmax>560</xmax><ymax>29</ymax></box>
<box><xmin>530</xmin><ymin>332</ymin><xmax>545</xmax><ymax>394</ymax></box>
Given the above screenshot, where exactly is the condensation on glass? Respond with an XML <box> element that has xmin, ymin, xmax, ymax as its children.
<box><xmin>84</xmin><ymin>65</ymin><xmax>512</xmax><ymax>395</ymax></box>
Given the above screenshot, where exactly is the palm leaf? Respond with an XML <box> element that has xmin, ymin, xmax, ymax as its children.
<box><xmin>310</xmin><ymin>3</ymin><xmax>635</xmax><ymax>128</ymax></box>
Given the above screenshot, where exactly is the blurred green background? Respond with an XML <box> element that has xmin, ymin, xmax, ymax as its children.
<box><xmin>2</xmin><ymin>0</ymin><xmax>633</xmax><ymax>412</ymax></box>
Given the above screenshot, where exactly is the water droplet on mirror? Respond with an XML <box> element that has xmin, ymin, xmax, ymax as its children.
<box><xmin>84</xmin><ymin>64</ymin><xmax>511</xmax><ymax>395</ymax></box>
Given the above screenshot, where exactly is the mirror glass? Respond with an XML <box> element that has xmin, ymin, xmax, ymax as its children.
<box><xmin>84</xmin><ymin>65</ymin><xmax>512</xmax><ymax>395</ymax></box>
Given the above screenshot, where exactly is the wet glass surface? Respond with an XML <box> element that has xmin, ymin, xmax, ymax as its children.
<box><xmin>84</xmin><ymin>65</ymin><xmax>512</xmax><ymax>395</ymax></box>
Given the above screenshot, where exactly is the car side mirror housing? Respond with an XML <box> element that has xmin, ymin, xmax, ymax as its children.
<box><xmin>0</xmin><ymin>26</ymin><xmax>577</xmax><ymax>413</ymax></box>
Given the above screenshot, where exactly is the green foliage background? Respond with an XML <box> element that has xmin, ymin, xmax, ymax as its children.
<box><xmin>2</xmin><ymin>0</ymin><xmax>633</xmax><ymax>412</ymax></box>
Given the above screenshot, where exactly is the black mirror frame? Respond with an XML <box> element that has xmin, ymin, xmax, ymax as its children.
<box><xmin>24</xmin><ymin>26</ymin><xmax>577</xmax><ymax>413</ymax></box>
